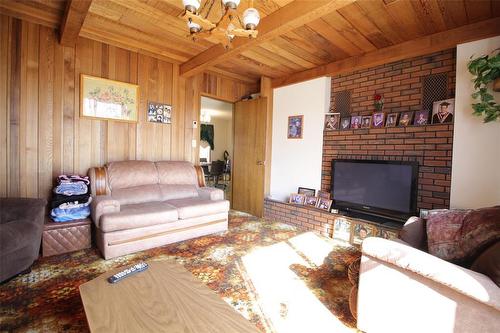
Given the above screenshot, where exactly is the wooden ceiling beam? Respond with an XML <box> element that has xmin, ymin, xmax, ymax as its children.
<box><xmin>272</xmin><ymin>16</ymin><xmax>500</xmax><ymax>88</ymax></box>
<box><xmin>59</xmin><ymin>0</ymin><xmax>93</xmax><ymax>46</ymax></box>
<box><xmin>179</xmin><ymin>0</ymin><xmax>357</xmax><ymax>77</ymax></box>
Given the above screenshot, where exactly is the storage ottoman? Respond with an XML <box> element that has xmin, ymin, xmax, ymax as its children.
<box><xmin>43</xmin><ymin>218</ymin><xmax>92</xmax><ymax>257</ymax></box>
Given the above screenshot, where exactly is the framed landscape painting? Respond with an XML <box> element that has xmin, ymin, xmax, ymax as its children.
<box><xmin>80</xmin><ymin>74</ymin><xmax>139</xmax><ymax>122</ymax></box>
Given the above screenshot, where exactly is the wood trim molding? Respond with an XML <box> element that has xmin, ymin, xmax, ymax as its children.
<box><xmin>179</xmin><ymin>0</ymin><xmax>356</xmax><ymax>77</ymax></box>
<box><xmin>272</xmin><ymin>17</ymin><xmax>500</xmax><ymax>88</ymax></box>
<box><xmin>94</xmin><ymin>167</ymin><xmax>107</xmax><ymax>196</ymax></box>
<box><xmin>59</xmin><ymin>0</ymin><xmax>92</xmax><ymax>46</ymax></box>
<box><xmin>194</xmin><ymin>165</ymin><xmax>206</xmax><ymax>187</ymax></box>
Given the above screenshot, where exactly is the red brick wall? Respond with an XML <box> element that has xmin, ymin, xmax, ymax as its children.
<box><xmin>323</xmin><ymin>49</ymin><xmax>456</xmax><ymax>211</ymax></box>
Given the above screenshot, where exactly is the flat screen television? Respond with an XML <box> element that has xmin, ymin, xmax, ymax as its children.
<box><xmin>331</xmin><ymin>159</ymin><xmax>418</xmax><ymax>222</ymax></box>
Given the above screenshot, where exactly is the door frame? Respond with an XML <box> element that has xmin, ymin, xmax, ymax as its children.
<box><xmin>198</xmin><ymin>93</ymin><xmax>235</xmax><ymax>204</ymax></box>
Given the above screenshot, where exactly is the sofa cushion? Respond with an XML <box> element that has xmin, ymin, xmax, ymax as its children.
<box><xmin>159</xmin><ymin>184</ymin><xmax>199</xmax><ymax>201</ymax></box>
<box><xmin>111</xmin><ymin>185</ymin><xmax>163</xmax><ymax>205</ymax></box>
<box><xmin>155</xmin><ymin>161</ymin><xmax>198</xmax><ymax>185</ymax></box>
<box><xmin>99</xmin><ymin>202</ymin><xmax>178</xmax><ymax>232</ymax></box>
<box><xmin>0</xmin><ymin>220</ymin><xmax>34</xmax><ymax>254</ymax></box>
<box><xmin>107</xmin><ymin>160</ymin><xmax>158</xmax><ymax>190</ymax></box>
<box><xmin>166</xmin><ymin>198</ymin><xmax>230</xmax><ymax>219</ymax></box>
<box><xmin>400</xmin><ymin>216</ymin><xmax>427</xmax><ymax>251</ymax></box>
<box><xmin>427</xmin><ymin>206</ymin><xmax>500</xmax><ymax>264</ymax></box>
<box><xmin>471</xmin><ymin>241</ymin><xmax>500</xmax><ymax>287</ymax></box>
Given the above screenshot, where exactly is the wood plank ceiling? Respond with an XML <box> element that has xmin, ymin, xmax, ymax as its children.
<box><xmin>1</xmin><ymin>0</ymin><xmax>499</xmax><ymax>84</ymax></box>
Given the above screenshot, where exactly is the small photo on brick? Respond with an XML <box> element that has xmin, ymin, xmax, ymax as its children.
<box><xmin>414</xmin><ymin>110</ymin><xmax>429</xmax><ymax>126</ymax></box>
<box><xmin>324</xmin><ymin>113</ymin><xmax>340</xmax><ymax>130</ymax></box>
<box><xmin>399</xmin><ymin>111</ymin><xmax>414</xmax><ymax>127</ymax></box>
<box><xmin>432</xmin><ymin>98</ymin><xmax>454</xmax><ymax>124</ymax></box>
<box><xmin>361</xmin><ymin>116</ymin><xmax>372</xmax><ymax>128</ymax></box>
<box><xmin>340</xmin><ymin>117</ymin><xmax>351</xmax><ymax>130</ymax></box>
<box><xmin>386</xmin><ymin>113</ymin><xmax>399</xmax><ymax>127</ymax></box>
<box><xmin>350</xmin><ymin>116</ymin><xmax>362</xmax><ymax>129</ymax></box>
<box><xmin>372</xmin><ymin>112</ymin><xmax>385</xmax><ymax>128</ymax></box>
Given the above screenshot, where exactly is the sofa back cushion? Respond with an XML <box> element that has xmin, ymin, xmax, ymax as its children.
<box><xmin>471</xmin><ymin>241</ymin><xmax>500</xmax><ymax>287</ymax></box>
<box><xmin>107</xmin><ymin>160</ymin><xmax>158</xmax><ymax>190</ymax></box>
<box><xmin>159</xmin><ymin>184</ymin><xmax>199</xmax><ymax>201</ymax></box>
<box><xmin>111</xmin><ymin>185</ymin><xmax>163</xmax><ymax>205</ymax></box>
<box><xmin>427</xmin><ymin>206</ymin><xmax>500</xmax><ymax>264</ymax></box>
<box><xmin>155</xmin><ymin>161</ymin><xmax>198</xmax><ymax>186</ymax></box>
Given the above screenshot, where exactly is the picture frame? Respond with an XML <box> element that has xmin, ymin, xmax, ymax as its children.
<box><xmin>317</xmin><ymin>190</ymin><xmax>331</xmax><ymax>200</ymax></box>
<box><xmin>398</xmin><ymin>111</ymin><xmax>414</xmax><ymax>127</ymax></box>
<box><xmin>333</xmin><ymin>218</ymin><xmax>351</xmax><ymax>242</ymax></box>
<box><xmin>413</xmin><ymin>110</ymin><xmax>429</xmax><ymax>126</ymax></box>
<box><xmin>377</xmin><ymin>229</ymin><xmax>399</xmax><ymax>240</ymax></box>
<box><xmin>361</xmin><ymin>116</ymin><xmax>372</xmax><ymax>128</ymax></box>
<box><xmin>324</xmin><ymin>113</ymin><xmax>340</xmax><ymax>130</ymax></box>
<box><xmin>316</xmin><ymin>197</ymin><xmax>333</xmax><ymax>211</ymax></box>
<box><xmin>304</xmin><ymin>196</ymin><xmax>319</xmax><ymax>207</ymax></box>
<box><xmin>287</xmin><ymin>115</ymin><xmax>303</xmax><ymax>139</ymax></box>
<box><xmin>372</xmin><ymin>112</ymin><xmax>385</xmax><ymax>128</ymax></box>
<box><xmin>385</xmin><ymin>113</ymin><xmax>399</xmax><ymax>127</ymax></box>
<box><xmin>289</xmin><ymin>193</ymin><xmax>306</xmax><ymax>205</ymax></box>
<box><xmin>340</xmin><ymin>117</ymin><xmax>351</xmax><ymax>130</ymax></box>
<box><xmin>432</xmin><ymin>98</ymin><xmax>455</xmax><ymax>124</ymax></box>
<box><xmin>298</xmin><ymin>187</ymin><xmax>316</xmax><ymax>197</ymax></box>
<box><xmin>352</xmin><ymin>222</ymin><xmax>375</xmax><ymax>245</ymax></box>
<box><xmin>80</xmin><ymin>74</ymin><xmax>139</xmax><ymax>123</ymax></box>
<box><xmin>148</xmin><ymin>101</ymin><xmax>172</xmax><ymax>124</ymax></box>
<box><xmin>350</xmin><ymin>116</ymin><xmax>362</xmax><ymax>129</ymax></box>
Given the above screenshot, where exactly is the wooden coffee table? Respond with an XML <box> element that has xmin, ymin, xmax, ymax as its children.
<box><xmin>79</xmin><ymin>260</ymin><xmax>259</xmax><ymax>333</ymax></box>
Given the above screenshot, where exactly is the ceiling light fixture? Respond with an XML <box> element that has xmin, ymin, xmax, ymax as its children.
<box><xmin>181</xmin><ymin>0</ymin><xmax>260</xmax><ymax>49</ymax></box>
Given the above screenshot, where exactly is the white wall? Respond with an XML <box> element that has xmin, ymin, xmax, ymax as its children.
<box><xmin>209</xmin><ymin>117</ymin><xmax>233</xmax><ymax>161</ymax></box>
<box><xmin>270</xmin><ymin>77</ymin><xmax>331</xmax><ymax>201</ymax></box>
<box><xmin>450</xmin><ymin>36</ymin><xmax>500</xmax><ymax>209</ymax></box>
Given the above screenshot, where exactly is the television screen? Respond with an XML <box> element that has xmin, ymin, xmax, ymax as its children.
<box><xmin>332</xmin><ymin>160</ymin><xmax>417</xmax><ymax>215</ymax></box>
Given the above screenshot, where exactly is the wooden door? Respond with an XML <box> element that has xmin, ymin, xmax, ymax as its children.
<box><xmin>232</xmin><ymin>98</ymin><xmax>268</xmax><ymax>217</ymax></box>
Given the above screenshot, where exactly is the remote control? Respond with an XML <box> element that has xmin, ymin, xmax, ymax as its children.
<box><xmin>107</xmin><ymin>262</ymin><xmax>149</xmax><ymax>284</ymax></box>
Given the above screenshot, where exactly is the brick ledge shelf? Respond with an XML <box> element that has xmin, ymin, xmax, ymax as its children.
<box><xmin>264</xmin><ymin>198</ymin><xmax>402</xmax><ymax>245</ymax></box>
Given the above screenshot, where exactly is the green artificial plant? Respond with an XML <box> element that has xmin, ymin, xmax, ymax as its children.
<box><xmin>467</xmin><ymin>49</ymin><xmax>500</xmax><ymax>123</ymax></box>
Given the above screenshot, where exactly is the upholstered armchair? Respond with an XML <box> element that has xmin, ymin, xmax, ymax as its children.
<box><xmin>0</xmin><ymin>198</ymin><xmax>46</xmax><ymax>282</ymax></box>
<box><xmin>356</xmin><ymin>211</ymin><xmax>500</xmax><ymax>333</ymax></box>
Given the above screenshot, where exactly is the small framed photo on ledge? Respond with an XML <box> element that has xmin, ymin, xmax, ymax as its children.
<box><xmin>361</xmin><ymin>116</ymin><xmax>372</xmax><ymax>128</ymax></box>
<box><xmin>317</xmin><ymin>190</ymin><xmax>331</xmax><ymax>200</ymax></box>
<box><xmin>324</xmin><ymin>113</ymin><xmax>340</xmax><ymax>130</ymax></box>
<box><xmin>399</xmin><ymin>111</ymin><xmax>414</xmax><ymax>127</ymax></box>
<box><xmin>304</xmin><ymin>196</ymin><xmax>319</xmax><ymax>207</ymax></box>
<box><xmin>316</xmin><ymin>197</ymin><xmax>333</xmax><ymax>211</ymax></box>
<box><xmin>298</xmin><ymin>187</ymin><xmax>315</xmax><ymax>197</ymax></box>
<box><xmin>340</xmin><ymin>117</ymin><xmax>351</xmax><ymax>130</ymax></box>
<box><xmin>289</xmin><ymin>193</ymin><xmax>306</xmax><ymax>205</ymax></box>
<box><xmin>372</xmin><ymin>112</ymin><xmax>385</xmax><ymax>128</ymax></box>
<box><xmin>414</xmin><ymin>110</ymin><xmax>429</xmax><ymax>125</ymax></box>
<box><xmin>385</xmin><ymin>113</ymin><xmax>399</xmax><ymax>127</ymax></box>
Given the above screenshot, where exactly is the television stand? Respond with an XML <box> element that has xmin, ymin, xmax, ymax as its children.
<box><xmin>264</xmin><ymin>198</ymin><xmax>403</xmax><ymax>247</ymax></box>
<box><xmin>339</xmin><ymin>209</ymin><xmax>406</xmax><ymax>228</ymax></box>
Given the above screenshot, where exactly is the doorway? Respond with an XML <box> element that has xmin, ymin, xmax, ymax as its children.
<box><xmin>199</xmin><ymin>96</ymin><xmax>234</xmax><ymax>203</ymax></box>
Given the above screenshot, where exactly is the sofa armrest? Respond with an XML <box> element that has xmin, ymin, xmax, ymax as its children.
<box><xmin>91</xmin><ymin>196</ymin><xmax>120</xmax><ymax>227</ymax></box>
<box><xmin>0</xmin><ymin>198</ymin><xmax>47</xmax><ymax>224</ymax></box>
<box><xmin>197</xmin><ymin>187</ymin><xmax>224</xmax><ymax>201</ymax></box>
<box><xmin>362</xmin><ymin>237</ymin><xmax>500</xmax><ymax>311</ymax></box>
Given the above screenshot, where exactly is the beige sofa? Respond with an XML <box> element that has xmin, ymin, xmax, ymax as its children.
<box><xmin>357</xmin><ymin>237</ymin><xmax>500</xmax><ymax>333</ymax></box>
<box><xmin>88</xmin><ymin>160</ymin><xmax>229</xmax><ymax>259</ymax></box>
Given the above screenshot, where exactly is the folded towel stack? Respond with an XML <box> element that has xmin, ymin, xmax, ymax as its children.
<box><xmin>50</xmin><ymin>175</ymin><xmax>92</xmax><ymax>222</ymax></box>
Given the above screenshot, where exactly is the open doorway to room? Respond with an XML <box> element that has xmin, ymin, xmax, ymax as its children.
<box><xmin>199</xmin><ymin>96</ymin><xmax>234</xmax><ymax>203</ymax></box>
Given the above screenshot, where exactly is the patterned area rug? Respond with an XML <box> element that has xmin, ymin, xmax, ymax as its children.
<box><xmin>0</xmin><ymin>211</ymin><xmax>360</xmax><ymax>333</ymax></box>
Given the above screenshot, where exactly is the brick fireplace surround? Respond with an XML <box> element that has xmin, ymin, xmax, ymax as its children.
<box><xmin>264</xmin><ymin>49</ymin><xmax>456</xmax><ymax>234</ymax></box>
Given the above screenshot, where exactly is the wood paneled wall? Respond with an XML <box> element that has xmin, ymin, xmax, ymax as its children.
<box><xmin>0</xmin><ymin>14</ymin><xmax>258</xmax><ymax>200</ymax></box>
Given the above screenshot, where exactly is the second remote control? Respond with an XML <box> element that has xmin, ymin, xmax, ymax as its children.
<box><xmin>107</xmin><ymin>262</ymin><xmax>149</xmax><ymax>284</ymax></box>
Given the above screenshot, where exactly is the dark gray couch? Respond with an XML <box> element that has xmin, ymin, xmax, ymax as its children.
<box><xmin>0</xmin><ymin>198</ymin><xmax>46</xmax><ymax>282</ymax></box>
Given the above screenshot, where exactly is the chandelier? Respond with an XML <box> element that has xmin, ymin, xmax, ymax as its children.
<box><xmin>181</xmin><ymin>0</ymin><xmax>260</xmax><ymax>49</ymax></box>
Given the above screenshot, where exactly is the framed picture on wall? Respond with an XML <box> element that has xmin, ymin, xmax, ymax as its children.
<box><xmin>148</xmin><ymin>101</ymin><xmax>172</xmax><ymax>124</ymax></box>
<box><xmin>317</xmin><ymin>190</ymin><xmax>331</xmax><ymax>200</ymax></box>
<box><xmin>316</xmin><ymin>198</ymin><xmax>333</xmax><ymax>211</ymax></box>
<box><xmin>361</xmin><ymin>116</ymin><xmax>372</xmax><ymax>128</ymax></box>
<box><xmin>324</xmin><ymin>113</ymin><xmax>340</xmax><ymax>130</ymax></box>
<box><xmin>287</xmin><ymin>115</ymin><xmax>304</xmax><ymax>139</ymax></box>
<box><xmin>340</xmin><ymin>117</ymin><xmax>351</xmax><ymax>130</ymax></box>
<box><xmin>350</xmin><ymin>116</ymin><xmax>362</xmax><ymax>129</ymax></box>
<box><xmin>372</xmin><ymin>112</ymin><xmax>385</xmax><ymax>128</ymax></box>
<box><xmin>80</xmin><ymin>74</ymin><xmax>139</xmax><ymax>122</ymax></box>
<box><xmin>352</xmin><ymin>222</ymin><xmax>376</xmax><ymax>245</ymax></box>
<box><xmin>304</xmin><ymin>196</ymin><xmax>319</xmax><ymax>207</ymax></box>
